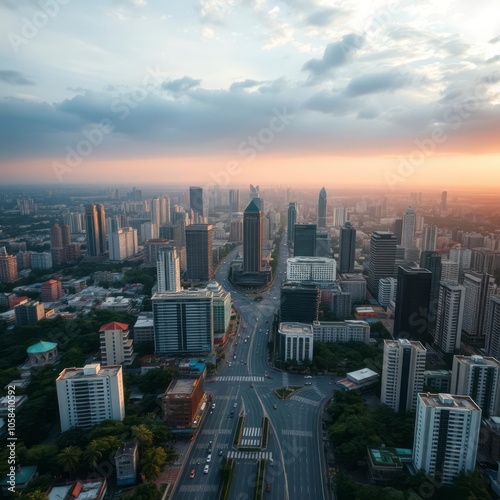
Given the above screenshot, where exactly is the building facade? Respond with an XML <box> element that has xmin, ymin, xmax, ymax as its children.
<box><xmin>339</xmin><ymin>221</ymin><xmax>356</xmax><ymax>273</ymax></box>
<box><xmin>99</xmin><ymin>321</ymin><xmax>134</xmax><ymax>366</ymax></box>
<box><xmin>367</xmin><ymin>232</ymin><xmax>397</xmax><ymax>296</ymax></box>
<box><xmin>286</xmin><ymin>256</ymin><xmax>336</xmax><ymax>282</ymax></box>
<box><xmin>312</xmin><ymin>320</ymin><xmax>370</xmax><ymax>343</ymax></box>
<box><xmin>434</xmin><ymin>282</ymin><xmax>465</xmax><ymax>353</ymax></box>
<box><xmin>157</xmin><ymin>247</ymin><xmax>181</xmax><ymax>292</ymax></box>
<box><xmin>277</xmin><ymin>323</ymin><xmax>314</xmax><ymax>363</ymax></box>
<box><xmin>243</xmin><ymin>200</ymin><xmax>263</xmax><ymax>273</ymax></box>
<box><xmin>293</xmin><ymin>224</ymin><xmax>317</xmax><ymax>257</ymax></box>
<box><xmin>185</xmin><ymin>224</ymin><xmax>213</xmax><ymax>281</ymax></box>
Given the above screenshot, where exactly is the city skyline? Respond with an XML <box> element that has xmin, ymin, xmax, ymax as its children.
<box><xmin>1</xmin><ymin>1</ymin><xmax>500</xmax><ymax>189</ymax></box>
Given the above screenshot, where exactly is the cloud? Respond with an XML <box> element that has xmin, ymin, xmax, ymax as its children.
<box><xmin>230</xmin><ymin>79</ymin><xmax>262</xmax><ymax>91</ymax></box>
<box><xmin>489</xmin><ymin>35</ymin><xmax>500</xmax><ymax>44</ymax></box>
<box><xmin>198</xmin><ymin>0</ymin><xmax>234</xmax><ymax>24</ymax></box>
<box><xmin>486</xmin><ymin>55</ymin><xmax>500</xmax><ymax>64</ymax></box>
<box><xmin>303</xmin><ymin>8</ymin><xmax>342</xmax><ymax>27</ymax></box>
<box><xmin>0</xmin><ymin>70</ymin><xmax>34</xmax><ymax>86</ymax></box>
<box><xmin>303</xmin><ymin>90</ymin><xmax>352</xmax><ymax>115</ymax></box>
<box><xmin>345</xmin><ymin>70</ymin><xmax>412</xmax><ymax>97</ymax></box>
<box><xmin>162</xmin><ymin>76</ymin><xmax>201</xmax><ymax>92</ymax></box>
<box><xmin>202</xmin><ymin>26</ymin><xmax>215</xmax><ymax>39</ymax></box>
<box><xmin>302</xmin><ymin>34</ymin><xmax>365</xmax><ymax>77</ymax></box>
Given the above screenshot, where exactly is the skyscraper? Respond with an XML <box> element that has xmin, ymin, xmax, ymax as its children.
<box><xmin>393</xmin><ymin>218</ymin><xmax>403</xmax><ymax>245</ymax></box>
<box><xmin>317</xmin><ymin>187</ymin><xmax>327</xmax><ymax>229</ymax></box>
<box><xmin>412</xmin><ymin>393</ymin><xmax>481</xmax><ymax>485</ymax></box>
<box><xmin>381</xmin><ymin>339</ymin><xmax>426</xmax><ymax>413</ymax></box>
<box><xmin>160</xmin><ymin>196</ymin><xmax>171</xmax><ymax>225</ymax></box>
<box><xmin>109</xmin><ymin>227</ymin><xmax>138</xmax><ymax>262</ymax></box>
<box><xmin>229</xmin><ymin>189</ymin><xmax>240</xmax><ymax>213</ymax></box>
<box><xmin>150</xmin><ymin>198</ymin><xmax>161</xmax><ymax>239</ymax></box>
<box><xmin>189</xmin><ymin>186</ymin><xmax>204</xmax><ymax>223</ymax></box>
<box><xmin>339</xmin><ymin>221</ymin><xmax>356</xmax><ymax>273</ymax></box>
<box><xmin>157</xmin><ymin>247</ymin><xmax>181</xmax><ymax>292</ymax></box>
<box><xmin>485</xmin><ymin>296</ymin><xmax>500</xmax><ymax>360</ymax></box>
<box><xmin>434</xmin><ymin>281</ymin><xmax>465</xmax><ymax>353</ymax></box>
<box><xmin>422</xmin><ymin>225</ymin><xmax>437</xmax><ymax>252</ymax></box>
<box><xmin>152</xmin><ymin>290</ymin><xmax>213</xmax><ymax>355</ymax></box>
<box><xmin>333</xmin><ymin>206</ymin><xmax>346</xmax><ymax>228</ymax></box>
<box><xmin>280</xmin><ymin>283</ymin><xmax>320</xmax><ymax>323</ymax></box>
<box><xmin>366</xmin><ymin>231</ymin><xmax>397</xmax><ymax>296</ymax></box>
<box><xmin>420</xmin><ymin>251</ymin><xmax>442</xmax><ymax>312</ymax></box>
<box><xmin>243</xmin><ymin>200</ymin><xmax>263</xmax><ymax>273</ymax></box>
<box><xmin>401</xmin><ymin>206</ymin><xmax>416</xmax><ymax>249</ymax></box>
<box><xmin>393</xmin><ymin>266</ymin><xmax>432</xmax><ymax>343</ymax></box>
<box><xmin>287</xmin><ymin>202</ymin><xmax>297</xmax><ymax>243</ymax></box>
<box><xmin>294</xmin><ymin>224</ymin><xmax>316</xmax><ymax>257</ymax></box>
<box><xmin>85</xmin><ymin>203</ymin><xmax>107</xmax><ymax>256</ymax></box>
<box><xmin>440</xmin><ymin>190</ymin><xmax>447</xmax><ymax>213</ymax></box>
<box><xmin>185</xmin><ymin>224</ymin><xmax>213</xmax><ymax>281</ymax></box>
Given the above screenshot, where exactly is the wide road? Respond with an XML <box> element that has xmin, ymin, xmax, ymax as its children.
<box><xmin>173</xmin><ymin>233</ymin><xmax>334</xmax><ymax>500</ymax></box>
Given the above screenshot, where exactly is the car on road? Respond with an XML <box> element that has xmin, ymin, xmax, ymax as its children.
<box><xmin>233</xmin><ymin>402</ymin><xmax>237</xmax><ymax>408</ymax></box>
<box><xmin>189</xmin><ymin>469</ymin><xmax>195</xmax><ymax>479</ymax></box>
<box><xmin>206</xmin><ymin>454</ymin><xmax>211</xmax><ymax>463</ymax></box>
<box><xmin>273</xmin><ymin>403</ymin><xmax>277</xmax><ymax>410</ymax></box>
<box><xmin>267</xmin><ymin>483</ymin><xmax>271</xmax><ymax>492</ymax></box>
<box><xmin>228</xmin><ymin>362</ymin><xmax>232</xmax><ymax>366</ymax></box>
<box><xmin>212</xmin><ymin>403</ymin><xmax>216</xmax><ymax>409</ymax></box>
<box><xmin>305</xmin><ymin>382</ymin><xmax>312</xmax><ymax>385</ymax></box>
<box><xmin>304</xmin><ymin>375</ymin><xmax>312</xmax><ymax>379</ymax></box>
<box><xmin>219</xmin><ymin>449</ymin><xmax>223</xmax><ymax>456</ymax></box>
<box><xmin>204</xmin><ymin>465</ymin><xmax>209</xmax><ymax>474</ymax></box>
<box><xmin>234</xmin><ymin>355</ymin><xmax>237</xmax><ymax>359</ymax></box>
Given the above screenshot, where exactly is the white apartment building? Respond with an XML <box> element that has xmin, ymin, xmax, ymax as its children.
<box><xmin>157</xmin><ymin>246</ymin><xmax>181</xmax><ymax>292</ymax></box>
<box><xmin>277</xmin><ymin>323</ymin><xmax>314</xmax><ymax>363</ymax></box>
<box><xmin>286</xmin><ymin>257</ymin><xmax>336</xmax><ymax>282</ymax></box>
<box><xmin>381</xmin><ymin>339</ymin><xmax>426</xmax><ymax>413</ymax></box>
<box><xmin>413</xmin><ymin>393</ymin><xmax>481</xmax><ymax>485</ymax></box>
<box><xmin>434</xmin><ymin>282</ymin><xmax>465</xmax><ymax>353</ymax></box>
<box><xmin>378</xmin><ymin>277</ymin><xmax>397</xmax><ymax>307</ymax></box>
<box><xmin>99</xmin><ymin>321</ymin><xmax>134</xmax><ymax>366</ymax></box>
<box><xmin>440</xmin><ymin>259</ymin><xmax>459</xmax><ymax>284</ymax></box>
<box><xmin>56</xmin><ymin>363</ymin><xmax>125</xmax><ymax>432</ymax></box>
<box><xmin>486</xmin><ymin>296</ymin><xmax>500</xmax><ymax>360</ymax></box>
<box><xmin>109</xmin><ymin>227</ymin><xmax>138</xmax><ymax>262</ymax></box>
<box><xmin>450</xmin><ymin>355</ymin><xmax>500</xmax><ymax>418</ymax></box>
<box><xmin>449</xmin><ymin>247</ymin><xmax>472</xmax><ymax>270</ymax></box>
<box><xmin>312</xmin><ymin>320</ymin><xmax>370</xmax><ymax>343</ymax></box>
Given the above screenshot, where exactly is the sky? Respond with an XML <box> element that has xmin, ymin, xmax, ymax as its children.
<box><xmin>1</xmin><ymin>0</ymin><xmax>500</xmax><ymax>191</ymax></box>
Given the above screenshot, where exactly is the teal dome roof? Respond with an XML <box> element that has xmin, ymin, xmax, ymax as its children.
<box><xmin>27</xmin><ymin>341</ymin><xmax>58</xmax><ymax>354</ymax></box>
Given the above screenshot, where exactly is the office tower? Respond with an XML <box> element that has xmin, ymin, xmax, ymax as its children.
<box><xmin>440</xmin><ymin>191</ymin><xmax>447</xmax><ymax>213</ymax></box>
<box><xmin>204</xmin><ymin>281</ymin><xmax>231</xmax><ymax>334</ymax></box>
<box><xmin>280</xmin><ymin>283</ymin><xmax>320</xmax><ymax>323</ymax></box>
<box><xmin>287</xmin><ymin>203</ymin><xmax>297</xmax><ymax>243</ymax></box>
<box><xmin>243</xmin><ymin>200</ymin><xmax>263</xmax><ymax>272</ymax></box>
<box><xmin>422</xmin><ymin>225</ymin><xmax>437</xmax><ymax>252</ymax></box>
<box><xmin>152</xmin><ymin>291</ymin><xmax>213</xmax><ymax>355</ymax></box>
<box><xmin>185</xmin><ymin>224</ymin><xmax>213</xmax><ymax>281</ymax></box>
<box><xmin>401</xmin><ymin>207</ymin><xmax>416</xmax><ymax>249</ymax></box>
<box><xmin>85</xmin><ymin>203</ymin><xmax>107</xmax><ymax>256</ymax></box>
<box><xmin>450</xmin><ymin>355</ymin><xmax>500</xmax><ymax>418</ymax></box>
<box><xmin>378</xmin><ymin>277</ymin><xmax>397</xmax><ymax>307</ymax></box>
<box><xmin>339</xmin><ymin>221</ymin><xmax>356</xmax><ymax>273</ymax></box>
<box><xmin>315</xmin><ymin>231</ymin><xmax>330</xmax><ymax>257</ymax></box>
<box><xmin>229</xmin><ymin>189</ymin><xmax>240</xmax><ymax>213</ymax></box>
<box><xmin>393</xmin><ymin>266</ymin><xmax>432</xmax><ymax>343</ymax></box>
<box><xmin>393</xmin><ymin>218</ymin><xmax>403</xmax><ymax>245</ymax></box>
<box><xmin>286</xmin><ymin>256</ymin><xmax>336</xmax><ymax>282</ymax></box>
<box><xmin>56</xmin><ymin>363</ymin><xmax>125</xmax><ymax>432</ymax></box>
<box><xmin>15</xmin><ymin>300</ymin><xmax>45</xmax><ymax>327</ymax></box>
<box><xmin>317</xmin><ymin>187</ymin><xmax>327</xmax><ymax>229</ymax></box>
<box><xmin>99</xmin><ymin>322</ymin><xmax>134</xmax><ymax>366</ymax></box>
<box><xmin>486</xmin><ymin>296</ymin><xmax>500</xmax><ymax>360</ymax></box>
<box><xmin>277</xmin><ymin>323</ymin><xmax>314</xmax><ymax>363</ymax></box>
<box><xmin>462</xmin><ymin>272</ymin><xmax>496</xmax><ymax>345</ymax></box>
<box><xmin>160</xmin><ymin>196</ymin><xmax>171</xmax><ymax>225</ymax></box>
<box><xmin>333</xmin><ymin>206</ymin><xmax>346</xmax><ymax>228</ymax></box>
<box><xmin>41</xmin><ymin>279</ymin><xmax>63</xmax><ymax>302</ymax></box>
<box><xmin>150</xmin><ymin>198</ymin><xmax>161</xmax><ymax>239</ymax></box>
<box><xmin>143</xmin><ymin>238</ymin><xmax>175</xmax><ymax>267</ymax></box>
<box><xmin>434</xmin><ymin>282</ymin><xmax>465</xmax><ymax>353</ymax></box>
<box><xmin>249</xmin><ymin>184</ymin><xmax>260</xmax><ymax>204</ymax></box>
<box><xmin>381</xmin><ymin>339</ymin><xmax>426</xmax><ymax>413</ymax></box>
<box><xmin>294</xmin><ymin>224</ymin><xmax>317</xmax><ymax>257</ymax></box>
<box><xmin>109</xmin><ymin>227</ymin><xmax>138</xmax><ymax>262</ymax></box>
<box><xmin>189</xmin><ymin>186</ymin><xmax>204</xmax><ymax>223</ymax></box>
<box><xmin>157</xmin><ymin>247</ymin><xmax>181</xmax><ymax>292</ymax></box>
<box><xmin>366</xmin><ymin>231</ymin><xmax>397</xmax><ymax>296</ymax></box>
<box><xmin>412</xmin><ymin>393</ymin><xmax>481</xmax><ymax>485</ymax></box>
<box><xmin>449</xmin><ymin>246</ymin><xmax>472</xmax><ymax>270</ymax></box>
<box><xmin>440</xmin><ymin>259</ymin><xmax>459</xmax><ymax>284</ymax></box>
<box><xmin>420</xmin><ymin>251</ymin><xmax>442</xmax><ymax>310</ymax></box>
<box><xmin>0</xmin><ymin>247</ymin><xmax>18</xmax><ymax>283</ymax></box>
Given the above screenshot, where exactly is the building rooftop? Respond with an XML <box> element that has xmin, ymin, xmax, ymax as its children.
<box><xmin>100</xmin><ymin>321</ymin><xmax>129</xmax><ymax>331</ymax></box>
<box><xmin>279</xmin><ymin>322</ymin><xmax>314</xmax><ymax>335</ymax></box>
<box><xmin>454</xmin><ymin>355</ymin><xmax>500</xmax><ymax>368</ymax></box>
<box><xmin>287</xmin><ymin>257</ymin><xmax>335</xmax><ymax>264</ymax></box>
<box><xmin>418</xmin><ymin>393</ymin><xmax>481</xmax><ymax>411</ymax></box>
<box><xmin>26</xmin><ymin>340</ymin><xmax>58</xmax><ymax>353</ymax></box>
<box><xmin>244</xmin><ymin>199</ymin><xmax>261</xmax><ymax>212</ymax></box>
<box><xmin>0</xmin><ymin>465</ymin><xmax>37</xmax><ymax>487</ymax></box>
<box><xmin>384</xmin><ymin>339</ymin><xmax>426</xmax><ymax>351</ymax></box>
<box><xmin>152</xmin><ymin>290</ymin><xmax>212</xmax><ymax>299</ymax></box>
<box><xmin>166</xmin><ymin>378</ymin><xmax>200</xmax><ymax>396</ymax></box>
<box><xmin>347</xmin><ymin>368</ymin><xmax>379</xmax><ymax>383</ymax></box>
<box><xmin>134</xmin><ymin>313</ymin><xmax>154</xmax><ymax>327</ymax></box>
<box><xmin>48</xmin><ymin>479</ymin><xmax>106</xmax><ymax>500</ymax></box>
<box><xmin>368</xmin><ymin>447</ymin><xmax>412</xmax><ymax>468</ymax></box>
<box><xmin>57</xmin><ymin>363</ymin><xmax>121</xmax><ymax>381</ymax></box>
<box><xmin>115</xmin><ymin>442</ymin><xmax>138</xmax><ymax>459</ymax></box>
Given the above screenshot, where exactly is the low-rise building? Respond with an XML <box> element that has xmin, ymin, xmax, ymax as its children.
<box><xmin>312</xmin><ymin>320</ymin><xmax>370</xmax><ymax>343</ymax></box>
<box><xmin>48</xmin><ymin>478</ymin><xmax>107</xmax><ymax>500</ymax></box>
<box><xmin>277</xmin><ymin>322</ymin><xmax>314</xmax><ymax>363</ymax></box>
<box><xmin>162</xmin><ymin>376</ymin><xmax>205</xmax><ymax>429</ymax></box>
<box><xmin>367</xmin><ymin>446</ymin><xmax>412</xmax><ymax>483</ymax></box>
<box><xmin>337</xmin><ymin>368</ymin><xmax>379</xmax><ymax>392</ymax></box>
<box><xmin>115</xmin><ymin>442</ymin><xmax>138</xmax><ymax>486</ymax></box>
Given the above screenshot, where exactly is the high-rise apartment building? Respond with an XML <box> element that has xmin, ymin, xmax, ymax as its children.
<box><xmin>412</xmin><ymin>393</ymin><xmax>481</xmax><ymax>485</ymax></box>
<box><xmin>15</xmin><ymin>300</ymin><xmax>45</xmax><ymax>327</ymax></box>
<box><xmin>294</xmin><ymin>224</ymin><xmax>317</xmax><ymax>257</ymax></box>
<box><xmin>0</xmin><ymin>247</ymin><xmax>18</xmax><ymax>283</ymax></box>
<box><xmin>56</xmin><ymin>363</ymin><xmax>125</xmax><ymax>432</ymax></box>
<box><xmin>367</xmin><ymin>232</ymin><xmax>397</xmax><ymax>296</ymax></box>
<box><xmin>99</xmin><ymin>322</ymin><xmax>134</xmax><ymax>366</ymax></box>
<box><xmin>393</xmin><ymin>266</ymin><xmax>432</xmax><ymax>343</ymax></box>
<box><xmin>243</xmin><ymin>200</ymin><xmax>263</xmax><ymax>273</ymax></box>
<box><xmin>109</xmin><ymin>227</ymin><xmax>138</xmax><ymax>262</ymax></box>
<box><xmin>462</xmin><ymin>271</ymin><xmax>496</xmax><ymax>346</ymax></box>
<box><xmin>157</xmin><ymin>247</ymin><xmax>181</xmax><ymax>292</ymax></box>
<box><xmin>450</xmin><ymin>355</ymin><xmax>500</xmax><ymax>418</ymax></box>
<box><xmin>422</xmin><ymin>225</ymin><xmax>438</xmax><ymax>252</ymax></box>
<box><xmin>486</xmin><ymin>296</ymin><xmax>500</xmax><ymax>360</ymax></box>
<box><xmin>434</xmin><ymin>282</ymin><xmax>465</xmax><ymax>354</ymax></box>
<box><xmin>41</xmin><ymin>279</ymin><xmax>64</xmax><ymax>303</ymax></box>
<box><xmin>160</xmin><ymin>196</ymin><xmax>171</xmax><ymax>225</ymax></box>
<box><xmin>287</xmin><ymin>202</ymin><xmax>297</xmax><ymax>243</ymax></box>
<box><xmin>317</xmin><ymin>187</ymin><xmax>327</xmax><ymax>229</ymax></box>
<box><xmin>381</xmin><ymin>339</ymin><xmax>426</xmax><ymax>413</ymax></box>
<box><xmin>378</xmin><ymin>277</ymin><xmax>397</xmax><ymax>307</ymax></box>
<box><xmin>143</xmin><ymin>238</ymin><xmax>175</xmax><ymax>267</ymax></box>
<box><xmin>440</xmin><ymin>259</ymin><xmax>459</xmax><ymax>284</ymax></box>
<box><xmin>152</xmin><ymin>291</ymin><xmax>213</xmax><ymax>355</ymax></box>
<box><xmin>150</xmin><ymin>198</ymin><xmax>161</xmax><ymax>239</ymax></box>
<box><xmin>401</xmin><ymin>206</ymin><xmax>416</xmax><ymax>249</ymax></box>
<box><xmin>185</xmin><ymin>224</ymin><xmax>213</xmax><ymax>281</ymax></box>
<box><xmin>449</xmin><ymin>246</ymin><xmax>472</xmax><ymax>270</ymax></box>
<box><xmin>333</xmin><ymin>206</ymin><xmax>346</xmax><ymax>228</ymax></box>
<box><xmin>339</xmin><ymin>221</ymin><xmax>356</xmax><ymax>273</ymax></box>
<box><xmin>85</xmin><ymin>203</ymin><xmax>107</xmax><ymax>256</ymax></box>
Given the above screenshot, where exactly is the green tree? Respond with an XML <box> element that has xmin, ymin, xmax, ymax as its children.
<box><xmin>57</xmin><ymin>446</ymin><xmax>82</xmax><ymax>477</ymax></box>
<box><xmin>82</xmin><ymin>441</ymin><xmax>103</xmax><ymax>471</ymax></box>
<box><xmin>131</xmin><ymin>424</ymin><xmax>154</xmax><ymax>456</ymax></box>
<box><xmin>140</xmin><ymin>447</ymin><xmax>167</xmax><ymax>481</ymax></box>
<box><xmin>129</xmin><ymin>482</ymin><xmax>162</xmax><ymax>500</ymax></box>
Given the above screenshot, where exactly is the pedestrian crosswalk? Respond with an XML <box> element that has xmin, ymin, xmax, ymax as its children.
<box><xmin>216</xmin><ymin>375</ymin><xmax>265</xmax><ymax>382</ymax></box>
<box><xmin>281</xmin><ymin>430</ymin><xmax>313</xmax><ymax>437</ymax></box>
<box><xmin>282</xmin><ymin>372</ymin><xmax>290</xmax><ymax>387</ymax></box>
<box><xmin>290</xmin><ymin>395</ymin><xmax>320</xmax><ymax>407</ymax></box>
<box><xmin>240</xmin><ymin>438</ymin><xmax>261</xmax><ymax>446</ymax></box>
<box><xmin>242</xmin><ymin>427</ymin><xmax>262</xmax><ymax>437</ymax></box>
<box><xmin>179</xmin><ymin>485</ymin><xmax>219</xmax><ymax>493</ymax></box>
<box><xmin>227</xmin><ymin>451</ymin><xmax>273</xmax><ymax>460</ymax></box>
<box><xmin>201</xmin><ymin>429</ymin><xmax>232</xmax><ymax>435</ymax></box>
